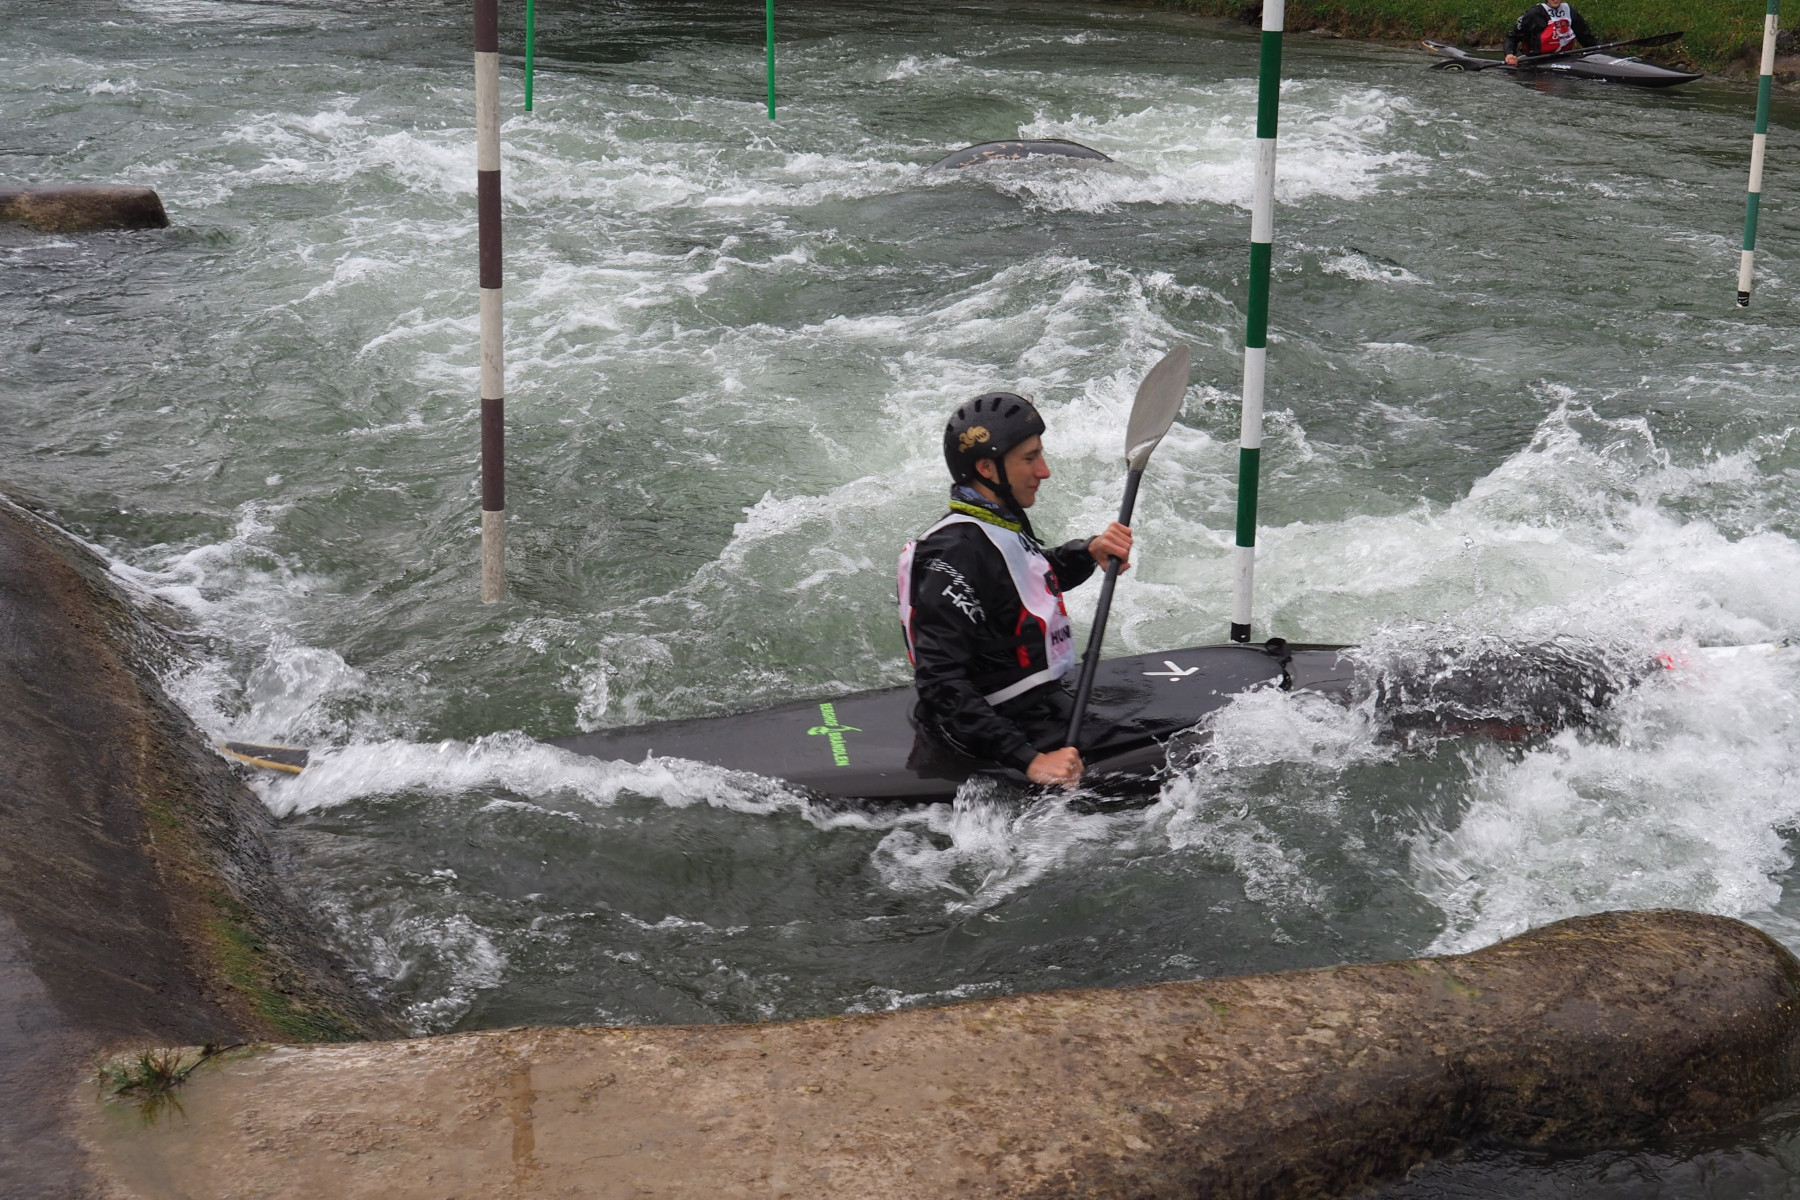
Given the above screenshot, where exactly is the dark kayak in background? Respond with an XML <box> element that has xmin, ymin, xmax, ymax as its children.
<box><xmin>1424</xmin><ymin>41</ymin><xmax>1702</xmax><ymax>88</ymax></box>
<box><xmin>928</xmin><ymin>139</ymin><xmax>1114</xmax><ymax>171</ymax></box>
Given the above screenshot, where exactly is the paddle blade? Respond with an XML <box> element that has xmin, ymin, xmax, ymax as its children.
<box><xmin>1124</xmin><ymin>344</ymin><xmax>1191</xmax><ymax>470</ymax></box>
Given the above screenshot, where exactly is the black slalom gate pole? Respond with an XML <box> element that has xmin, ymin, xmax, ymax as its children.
<box><xmin>476</xmin><ymin>0</ymin><xmax>506</xmax><ymax>602</ymax></box>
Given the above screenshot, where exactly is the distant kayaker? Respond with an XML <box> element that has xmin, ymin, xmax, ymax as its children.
<box><xmin>1504</xmin><ymin>2</ymin><xmax>1598</xmax><ymax>65</ymax></box>
<box><xmin>898</xmin><ymin>393</ymin><xmax>1133</xmax><ymax>788</ymax></box>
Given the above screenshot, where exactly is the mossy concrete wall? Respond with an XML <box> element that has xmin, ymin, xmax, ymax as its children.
<box><xmin>86</xmin><ymin>909</ymin><xmax>1800</xmax><ymax>1199</ymax></box>
<box><xmin>0</xmin><ymin>495</ymin><xmax>396</xmax><ymax>1197</ymax></box>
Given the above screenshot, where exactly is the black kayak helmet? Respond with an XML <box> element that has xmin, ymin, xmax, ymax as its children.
<box><xmin>943</xmin><ymin>390</ymin><xmax>1047</xmax><ymax>532</ymax></box>
<box><xmin>944</xmin><ymin>391</ymin><xmax>1045</xmax><ymax>485</ymax></box>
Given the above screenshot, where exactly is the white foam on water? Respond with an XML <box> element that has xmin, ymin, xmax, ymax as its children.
<box><xmin>1005</xmin><ymin>82</ymin><xmax>1427</xmax><ymax>212</ymax></box>
<box><xmin>108</xmin><ymin>501</ymin><xmax>293</xmax><ymax>620</ymax></box>
<box><xmin>1319</xmin><ymin>249</ymin><xmax>1423</xmax><ymax>285</ymax></box>
<box><xmin>102</xmin><ymin>504</ymin><xmax>395</xmax><ymax>746</ymax></box>
<box><xmin>1196</xmin><ymin>404</ymin><xmax>1800</xmax><ymax>650</ymax></box>
<box><xmin>868</xmin><ymin>781</ymin><xmax>1134</xmax><ymax>914</ymax></box>
<box><xmin>212</xmin><ymin>109</ymin><xmax>472</xmax><ymax>201</ymax></box>
<box><xmin>1227</xmin><ymin>408</ymin><xmax>1800</xmax><ymax>950</ymax></box>
<box><xmin>844</xmin><ymin>977</ymin><xmax>1008</xmax><ymax>1014</ymax></box>
<box><xmin>1415</xmin><ymin>647</ymin><xmax>1800</xmax><ymax>954</ymax></box>
<box><xmin>253</xmin><ymin>733</ymin><xmax>817</xmax><ymax>821</ymax></box>
<box><xmin>117</xmin><ymin>0</ymin><xmax>327</xmax><ymax>23</ymax></box>
<box><xmin>1193</xmin><ymin>686</ymin><xmax>1387</xmax><ymax>775</ymax></box>
<box><xmin>311</xmin><ymin>892</ymin><xmax>509</xmax><ymax>1035</ymax></box>
<box><xmin>1147</xmin><ymin>688</ymin><xmax>1387</xmax><ymax>915</ymax></box>
<box><xmin>883</xmin><ymin>54</ymin><xmax>960</xmax><ymax>82</ymax></box>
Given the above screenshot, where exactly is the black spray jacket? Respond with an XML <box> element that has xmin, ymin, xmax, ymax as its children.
<box><xmin>904</xmin><ymin>490</ymin><xmax>1097</xmax><ymax>770</ymax></box>
<box><xmin>1504</xmin><ymin>3</ymin><xmax>1598</xmax><ymax>56</ymax></box>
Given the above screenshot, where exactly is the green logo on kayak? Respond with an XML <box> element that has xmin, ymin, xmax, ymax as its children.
<box><xmin>807</xmin><ymin>702</ymin><xmax>861</xmax><ymax>767</ymax></box>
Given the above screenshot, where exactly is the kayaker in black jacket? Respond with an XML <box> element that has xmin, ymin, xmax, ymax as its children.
<box><xmin>898</xmin><ymin>392</ymin><xmax>1132</xmax><ymax>788</ymax></box>
<box><xmin>1504</xmin><ymin>2</ymin><xmax>1598</xmax><ymax>65</ymax></box>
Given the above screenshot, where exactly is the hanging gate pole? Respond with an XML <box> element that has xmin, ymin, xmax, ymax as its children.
<box><xmin>765</xmin><ymin>0</ymin><xmax>776</xmax><ymax>119</ymax></box>
<box><xmin>1231</xmin><ymin>0</ymin><xmax>1283</xmax><ymax>642</ymax></box>
<box><xmin>524</xmin><ymin>0</ymin><xmax>537</xmax><ymax>111</ymax></box>
<box><xmin>1740</xmin><ymin>0</ymin><xmax>1781</xmax><ymax>307</ymax></box>
<box><xmin>476</xmin><ymin>0</ymin><xmax>506</xmax><ymax>602</ymax></box>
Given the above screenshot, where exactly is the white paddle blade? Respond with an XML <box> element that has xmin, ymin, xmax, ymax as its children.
<box><xmin>1124</xmin><ymin>344</ymin><xmax>1191</xmax><ymax>470</ymax></box>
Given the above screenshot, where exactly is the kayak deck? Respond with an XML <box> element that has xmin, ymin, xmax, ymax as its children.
<box><xmin>549</xmin><ymin>643</ymin><xmax>1352</xmax><ymax>804</ymax></box>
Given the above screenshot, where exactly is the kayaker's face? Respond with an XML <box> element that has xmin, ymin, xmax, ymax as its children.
<box><xmin>992</xmin><ymin>435</ymin><xmax>1049</xmax><ymax>508</ymax></box>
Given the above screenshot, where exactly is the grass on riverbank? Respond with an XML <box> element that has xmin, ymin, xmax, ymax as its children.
<box><xmin>1169</xmin><ymin>1</ymin><xmax>1771</xmax><ymax>73</ymax></box>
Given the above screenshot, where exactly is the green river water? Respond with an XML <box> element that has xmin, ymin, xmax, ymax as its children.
<box><xmin>10</xmin><ymin>0</ymin><xmax>1800</xmax><ymax>1191</ymax></box>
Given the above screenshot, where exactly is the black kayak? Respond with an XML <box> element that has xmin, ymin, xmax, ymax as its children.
<box><xmin>927</xmin><ymin>139</ymin><xmax>1114</xmax><ymax>171</ymax></box>
<box><xmin>222</xmin><ymin>638</ymin><xmax>1635</xmax><ymax>804</ymax></box>
<box><xmin>549</xmin><ymin>641</ymin><xmax>1348</xmax><ymax>804</ymax></box>
<box><xmin>1424</xmin><ymin>41</ymin><xmax>1701</xmax><ymax>87</ymax></box>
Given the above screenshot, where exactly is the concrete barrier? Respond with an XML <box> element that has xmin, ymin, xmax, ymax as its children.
<box><xmin>0</xmin><ymin>185</ymin><xmax>169</xmax><ymax>232</ymax></box>
<box><xmin>84</xmin><ymin>908</ymin><xmax>1800</xmax><ymax>1199</ymax></box>
<box><xmin>0</xmin><ymin>496</ymin><xmax>395</xmax><ymax>1195</ymax></box>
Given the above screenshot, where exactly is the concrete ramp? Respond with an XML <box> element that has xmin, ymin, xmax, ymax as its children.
<box><xmin>0</xmin><ymin>496</ymin><xmax>394</xmax><ymax>1196</ymax></box>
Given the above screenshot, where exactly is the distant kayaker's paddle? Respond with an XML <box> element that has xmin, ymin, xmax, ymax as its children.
<box><xmin>1427</xmin><ymin>31</ymin><xmax>1683</xmax><ymax>71</ymax></box>
<box><xmin>1063</xmin><ymin>344</ymin><xmax>1191</xmax><ymax>752</ymax></box>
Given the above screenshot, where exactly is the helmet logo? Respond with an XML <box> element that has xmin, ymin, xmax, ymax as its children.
<box><xmin>958</xmin><ymin>426</ymin><xmax>991</xmax><ymax>453</ymax></box>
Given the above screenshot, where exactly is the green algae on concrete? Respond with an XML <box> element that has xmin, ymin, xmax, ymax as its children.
<box><xmin>83</xmin><ymin>910</ymin><xmax>1800</xmax><ymax>1200</ymax></box>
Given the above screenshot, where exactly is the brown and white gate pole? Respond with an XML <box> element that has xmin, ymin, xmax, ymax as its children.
<box><xmin>476</xmin><ymin>0</ymin><xmax>506</xmax><ymax>602</ymax></box>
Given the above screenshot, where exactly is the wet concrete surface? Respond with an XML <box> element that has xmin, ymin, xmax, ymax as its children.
<box><xmin>83</xmin><ymin>910</ymin><xmax>1800</xmax><ymax>1200</ymax></box>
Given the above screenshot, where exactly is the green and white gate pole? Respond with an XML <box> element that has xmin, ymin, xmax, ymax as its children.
<box><xmin>1231</xmin><ymin>0</ymin><xmax>1283</xmax><ymax>643</ymax></box>
<box><xmin>1740</xmin><ymin>0</ymin><xmax>1780</xmax><ymax>307</ymax></box>
<box><xmin>765</xmin><ymin>0</ymin><xmax>776</xmax><ymax>119</ymax></box>
<box><xmin>524</xmin><ymin>0</ymin><xmax>536</xmax><ymax>111</ymax></box>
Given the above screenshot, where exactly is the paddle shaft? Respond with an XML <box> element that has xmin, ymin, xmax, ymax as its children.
<box><xmin>1064</xmin><ymin>468</ymin><xmax>1143</xmax><ymax>749</ymax></box>
<box><xmin>1472</xmin><ymin>30</ymin><xmax>1683</xmax><ymax>69</ymax></box>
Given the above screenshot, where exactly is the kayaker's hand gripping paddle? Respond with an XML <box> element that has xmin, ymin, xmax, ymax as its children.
<box><xmin>1064</xmin><ymin>344</ymin><xmax>1192</xmax><ymax>752</ymax></box>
